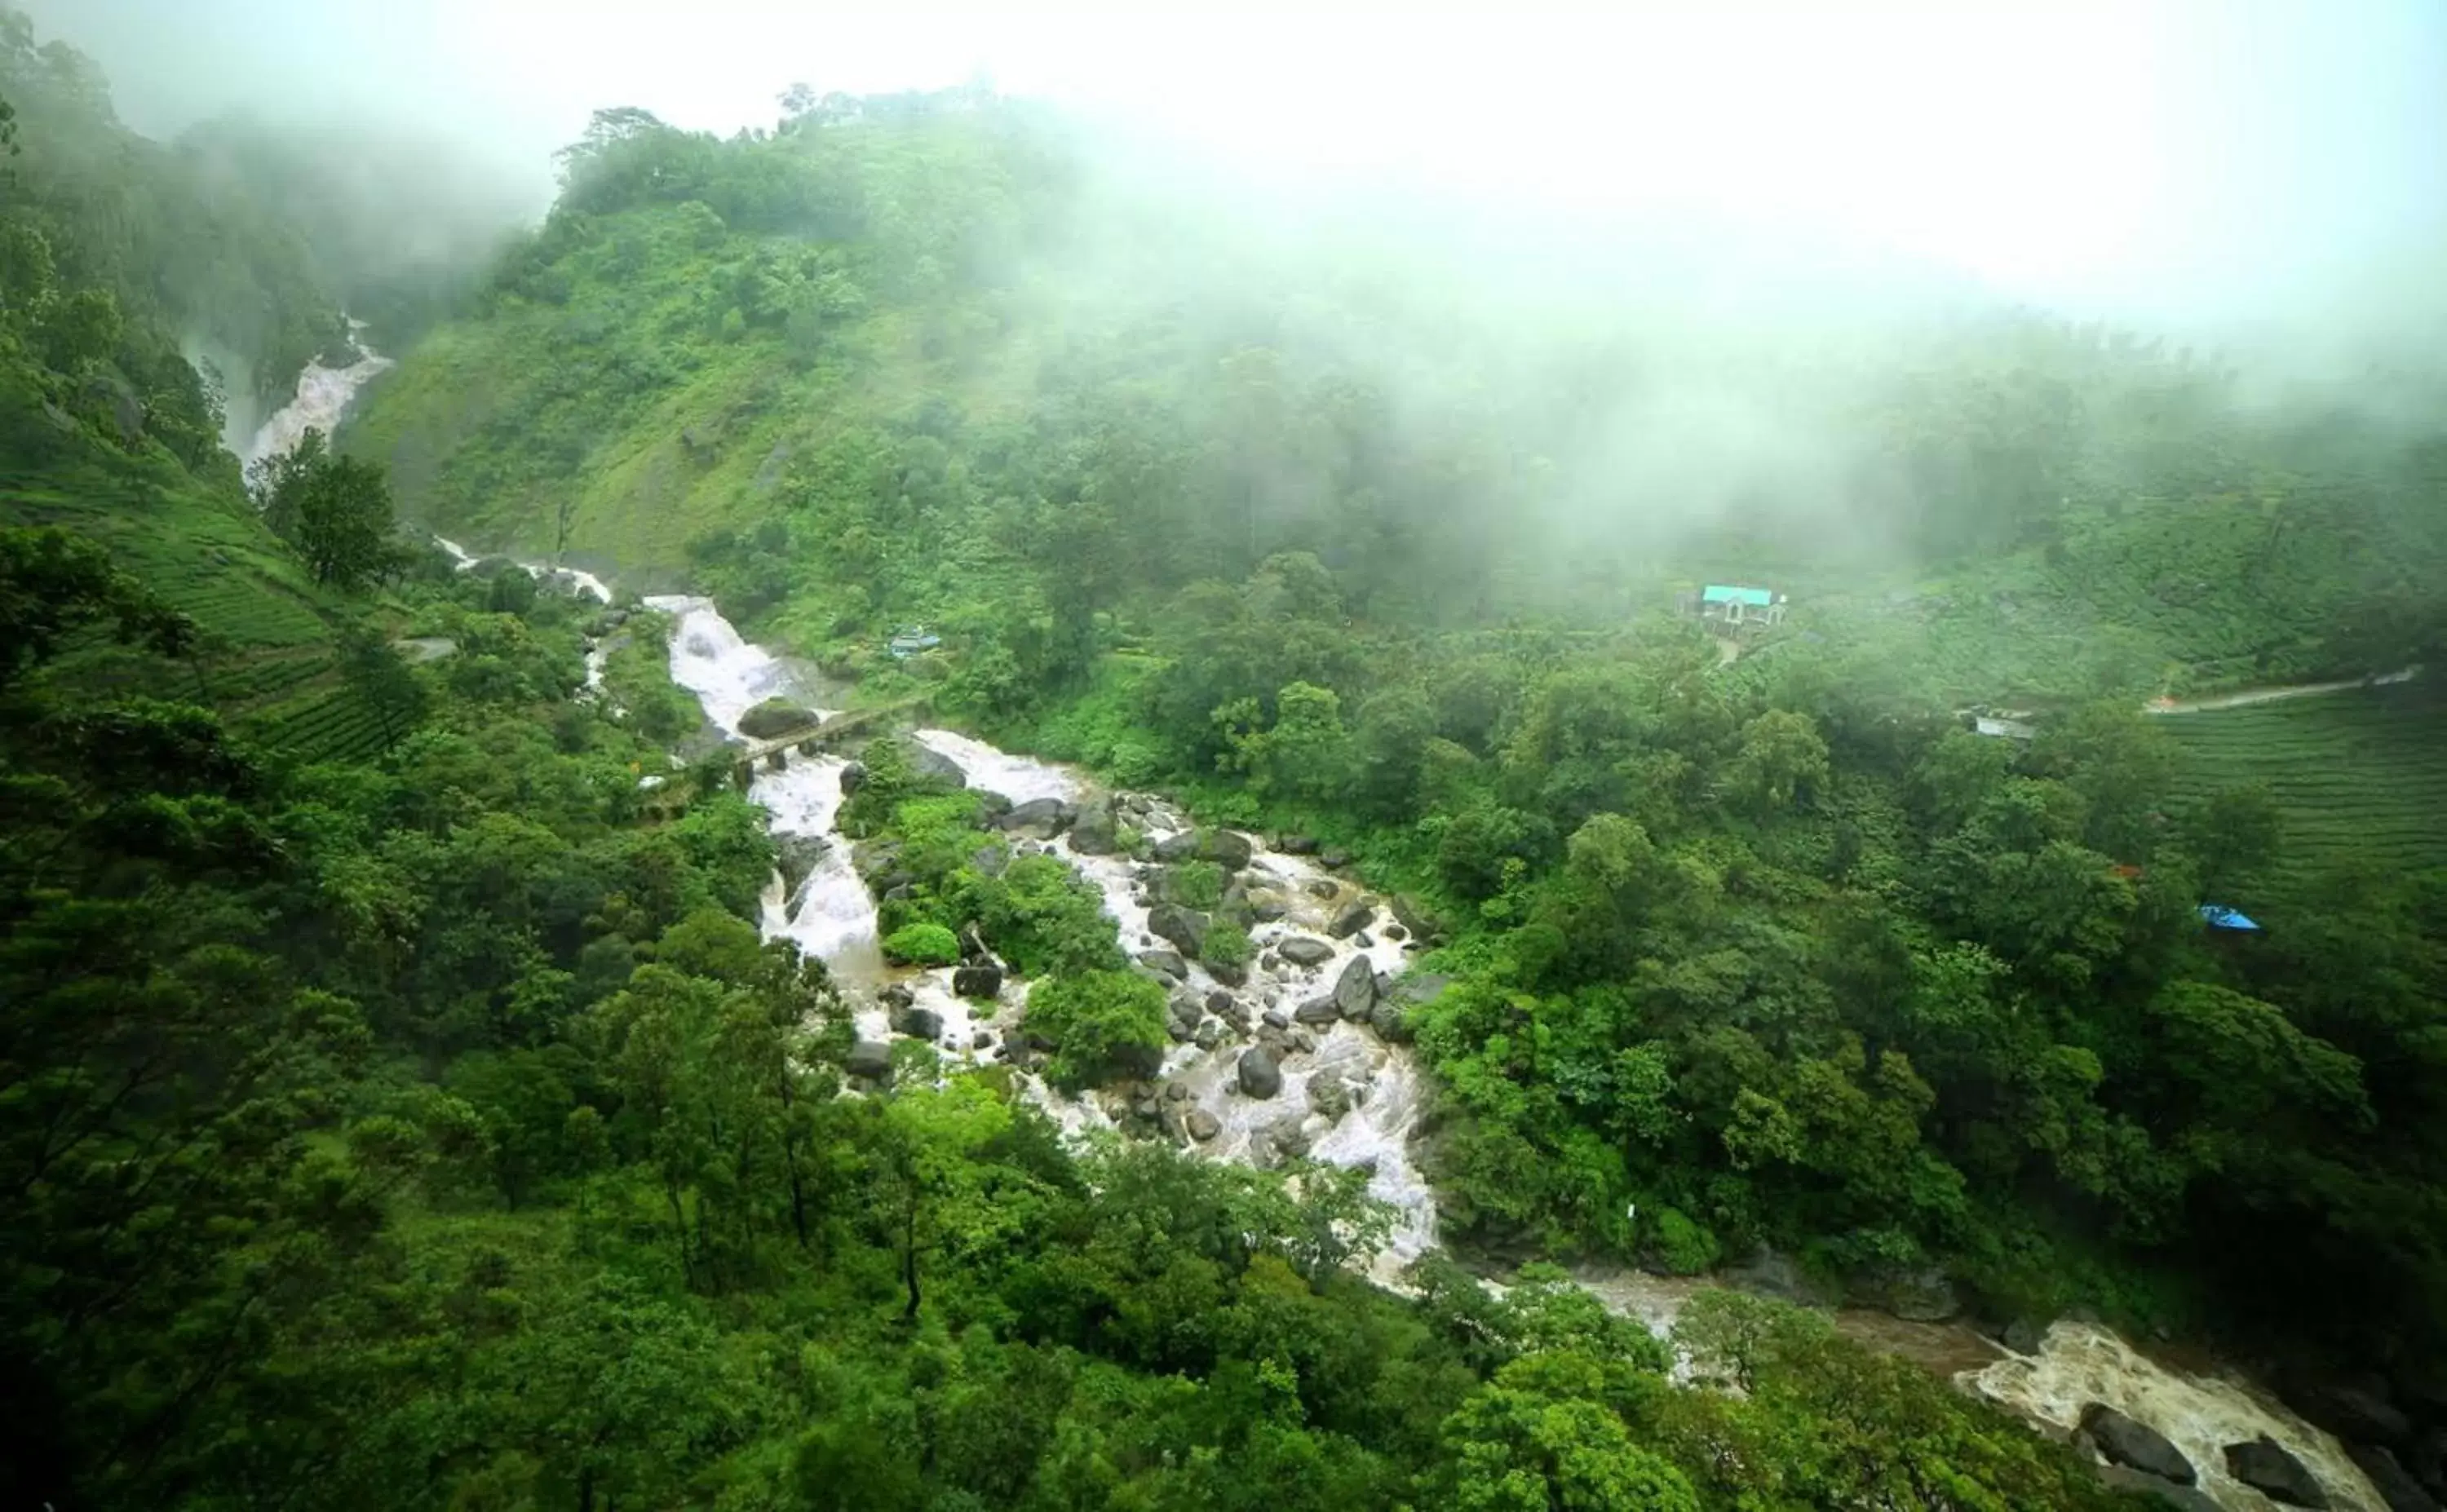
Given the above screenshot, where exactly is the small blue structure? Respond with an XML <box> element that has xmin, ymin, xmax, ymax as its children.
<box><xmin>888</xmin><ymin>627</ymin><xmax>941</xmax><ymax>660</ymax></box>
<box><xmin>1697</xmin><ymin>584</ymin><xmax>1787</xmax><ymax>627</ymax></box>
<box><xmin>2197</xmin><ymin>904</ymin><xmax>2262</xmax><ymax>932</ymax></box>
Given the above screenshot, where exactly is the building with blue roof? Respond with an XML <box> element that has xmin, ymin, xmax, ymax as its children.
<box><xmin>1694</xmin><ymin>584</ymin><xmax>1787</xmax><ymax>627</ymax></box>
<box><xmin>2197</xmin><ymin>904</ymin><xmax>2262</xmax><ymax>931</ymax></box>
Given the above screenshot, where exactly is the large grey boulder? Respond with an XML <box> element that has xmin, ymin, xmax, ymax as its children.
<box><xmin>851</xmin><ymin>840</ymin><xmax>910</xmax><ymax>896</ymax></box>
<box><xmin>2224</xmin><ymin>1437</ymin><xmax>2328</xmax><ymax>1508</ymax></box>
<box><xmin>1237</xmin><ymin>1047</ymin><xmax>1281</xmax><ymax>1098</ymax></box>
<box><xmin>839</xmin><ymin>761</ymin><xmax>867</xmax><ymax>795</ymax></box>
<box><xmin>1333</xmin><ymin>955</ymin><xmax>1378</xmax><ymax>1019</ymax></box>
<box><xmin>1069</xmin><ymin>797</ymin><xmax>1120</xmax><ymax>855</ymax></box>
<box><xmin>1139</xmin><ymin>948</ymin><xmax>1190</xmax><ymax>981</ymax></box>
<box><xmin>2283</xmin><ymin>1372</ymin><xmax>2413</xmax><ymax>1448</ymax></box>
<box><xmin>845</xmin><ymin>1040</ymin><xmax>895</xmax><ymax>1081</ymax></box>
<box><xmin>1167</xmin><ymin>990</ymin><xmax>1205</xmax><ymax>1033</ymax></box>
<box><xmin>776</xmin><ymin>833</ymin><xmax>830</xmax><ymax>897</ymax></box>
<box><xmin>909</xmin><ymin>744</ymin><xmax>967</xmax><ymax>789</ymax></box>
<box><xmin>892</xmin><ymin>1006</ymin><xmax>945</xmax><ymax>1042</ymax></box>
<box><xmin>1294</xmin><ymin>996</ymin><xmax>1342</xmax><ymax>1026</ymax></box>
<box><xmin>2096</xmin><ymin>1466</ymin><xmax>2224</xmax><ymax>1511</ymax></box>
<box><xmin>1185</xmin><ymin>1107</ymin><xmax>1222</xmax><ymax>1142</ymax></box>
<box><xmin>2081</xmin><ymin>1405</ymin><xmax>2196</xmax><ymax>1486</ymax></box>
<box><xmin>1197</xmin><ymin>830</ymin><xmax>1254</xmax><ymax>869</ymax></box>
<box><xmin>1152</xmin><ymin>831</ymin><xmax>1199</xmax><ymax>862</ymax></box>
<box><xmin>2343</xmin><ymin>1443</ymin><xmax>2440</xmax><ymax>1512</ymax></box>
<box><xmin>1328</xmin><ymin>900</ymin><xmax>1375</xmax><ymax>939</ymax></box>
<box><xmin>1002</xmin><ymin>797</ymin><xmax>1075</xmax><ymax>838</ymax></box>
<box><xmin>1147</xmin><ymin>904</ymin><xmax>1209</xmax><ymax>959</ymax></box>
<box><xmin>739</xmin><ymin>697</ymin><xmax>820</xmax><ymax>739</ymax></box>
<box><xmin>1277</xmin><ymin>936</ymin><xmax>1335</xmax><ymax>967</ymax></box>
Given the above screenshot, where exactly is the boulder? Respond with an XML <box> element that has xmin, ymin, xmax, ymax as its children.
<box><xmin>1193</xmin><ymin>1019</ymin><xmax>1228</xmax><ymax>1050</ymax></box>
<box><xmin>2002</xmin><ymin>1317</ymin><xmax>2046</xmax><ymax>1355</ymax></box>
<box><xmin>973</xmin><ymin>1030</ymin><xmax>994</xmax><ymax>1050</ymax></box>
<box><xmin>1391</xmin><ymin>892</ymin><xmax>1447</xmax><ymax>943</ymax></box>
<box><xmin>839</xmin><ymin>761</ymin><xmax>867</xmax><ymax>795</ymax></box>
<box><xmin>1147</xmin><ymin>904</ymin><xmax>1209</xmax><ymax>958</ymax></box>
<box><xmin>2224</xmin><ymin>1437</ymin><xmax>2327</xmax><ymax>1509</ymax></box>
<box><xmin>851</xmin><ymin>839</ymin><xmax>906</xmax><ymax>892</ymax></box>
<box><xmin>1262</xmin><ymin>1009</ymin><xmax>1291</xmax><ymax>1030</ymax></box>
<box><xmin>1237</xmin><ymin>1048</ymin><xmax>1281</xmax><ymax>1098</ymax></box>
<box><xmin>1368</xmin><ymin>997</ymin><xmax>1413</xmax><ymax>1042</ymax></box>
<box><xmin>958</xmin><ymin>922</ymin><xmax>993</xmax><ymax>963</ymax></box>
<box><xmin>970</xmin><ymin>843</ymin><xmax>1009</xmax><ymax>878</ymax></box>
<box><xmin>892</xmin><ymin>1006</ymin><xmax>945</xmax><ymax>1042</ymax></box>
<box><xmin>1855</xmin><ymin>1265</ymin><xmax>1961</xmax><ymax>1323</ymax></box>
<box><xmin>1333</xmin><ymin>955</ymin><xmax>1378</xmax><ymax>1019</ymax></box>
<box><xmin>1002</xmin><ymin>796</ymin><xmax>1075</xmax><ymax>838</ymax></box>
<box><xmin>1276</xmin><ymin>833</ymin><xmax>1319</xmax><ymax>855</ymax></box>
<box><xmin>1197</xmin><ymin>830</ymin><xmax>1254</xmax><ymax>869</ymax></box>
<box><xmin>1383</xmin><ymin>922</ymin><xmax>1407</xmax><ymax>942</ymax></box>
<box><xmin>1294</xmin><ymin>996</ymin><xmax>1342</xmax><ymax>1026</ymax></box>
<box><xmin>1277</xmin><ymin>936</ymin><xmax>1336</xmax><ymax>967</ymax></box>
<box><xmin>1168</xmin><ymin>990</ymin><xmax>1206</xmax><ymax>1031</ymax></box>
<box><xmin>2095</xmin><ymin>1466</ymin><xmax>2224</xmax><ymax>1511</ymax></box>
<box><xmin>1250</xmin><ymin>893</ymin><xmax>1289</xmax><ymax>922</ymax></box>
<box><xmin>1186</xmin><ymin>1107</ymin><xmax>1222</xmax><ymax>1142</ymax></box>
<box><xmin>879</xmin><ymin>984</ymin><xmax>915</xmax><ymax>1011</ymax></box>
<box><xmin>2081</xmin><ymin>1405</ymin><xmax>2196</xmax><ymax>1487</ymax></box>
<box><xmin>776</xmin><ymin>833</ymin><xmax>831</xmax><ymax>897</ymax></box>
<box><xmin>739</xmin><ymin>698</ymin><xmax>820</xmax><ymax>740</ymax></box>
<box><xmin>1206</xmin><ymin>990</ymin><xmax>1244</xmax><ymax>1023</ymax></box>
<box><xmin>2343</xmin><ymin>1443</ymin><xmax>2440</xmax><ymax>1512</ymax></box>
<box><xmin>909</xmin><ymin>744</ymin><xmax>967</xmax><ymax>789</ymax></box>
<box><xmin>1304</xmin><ymin>878</ymin><xmax>1339</xmax><ymax>900</ymax></box>
<box><xmin>845</xmin><ymin>1040</ymin><xmax>895</xmax><ymax>1081</ymax></box>
<box><xmin>1139</xmin><ymin>948</ymin><xmax>1191</xmax><ymax>981</ymax></box>
<box><xmin>1328</xmin><ymin>900</ymin><xmax>1375</xmax><ymax>939</ymax></box>
<box><xmin>1319</xmin><ymin>847</ymin><xmax>1353</xmax><ymax>869</ymax></box>
<box><xmin>953</xmin><ymin>965</ymin><xmax>1003</xmax><ymax>1000</ymax></box>
<box><xmin>1152</xmin><ymin>831</ymin><xmax>1199</xmax><ymax>863</ymax></box>
<box><xmin>2285</xmin><ymin>1372</ymin><xmax>2413</xmax><ymax>1448</ymax></box>
<box><xmin>1069</xmin><ymin>797</ymin><xmax>1120</xmax><ymax>855</ymax></box>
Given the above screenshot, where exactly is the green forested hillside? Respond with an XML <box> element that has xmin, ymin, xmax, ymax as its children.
<box><xmin>11</xmin><ymin>26</ymin><xmax>2447</xmax><ymax>1512</ymax></box>
<box><xmin>352</xmin><ymin>90</ymin><xmax>2447</xmax><ymax>1385</ymax></box>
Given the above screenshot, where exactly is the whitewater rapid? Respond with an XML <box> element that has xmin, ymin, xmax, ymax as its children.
<box><xmin>241</xmin><ymin>322</ymin><xmax>2384</xmax><ymax>1508</ymax></box>
<box><xmin>244</xmin><ymin>320</ymin><xmax>394</xmax><ymax>466</ymax></box>
<box><xmin>644</xmin><ymin>592</ymin><xmax>2383</xmax><ymax>1512</ymax></box>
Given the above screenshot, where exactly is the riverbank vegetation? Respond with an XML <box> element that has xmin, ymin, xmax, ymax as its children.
<box><xmin>9</xmin><ymin>14</ymin><xmax>2447</xmax><ymax>1507</ymax></box>
<box><xmin>348</xmin><ymin>84</ymin><xmax>2447</xmax><ymax>1391</ymax></box>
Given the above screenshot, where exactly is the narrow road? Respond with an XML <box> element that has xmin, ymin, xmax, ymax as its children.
<box><xmin>2144</xmin><ymin>667</ymin><xmax>2417</xmax><ymax>715</ymax></box>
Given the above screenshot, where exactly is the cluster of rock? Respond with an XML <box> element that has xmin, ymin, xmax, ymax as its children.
<box><xmin>2066</xmin><ymin>1382</ymin><xmax>2447</xmax><ymax>1512</ymax></box>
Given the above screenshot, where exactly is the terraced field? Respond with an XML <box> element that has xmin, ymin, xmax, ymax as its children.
<box><xmin>2</xmin><ymin>457</ymin><xmax>362</xmax><ymax>755</ymax></box>
<box><xmin>2160</xmin><ymin>681</ymin><xmax>2447</xmax><ymax>907</ymax></box>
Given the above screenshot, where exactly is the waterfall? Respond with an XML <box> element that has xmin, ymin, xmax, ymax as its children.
<box><xmin>639</xmin><ymin>596</ymin><xmax>2382</xmax><ymax>1512</ymax></box>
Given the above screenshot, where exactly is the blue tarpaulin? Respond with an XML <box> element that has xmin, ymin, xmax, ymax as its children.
<box><xmin>2197</xmin><ymin>904</ymin><xmax>2261</xmax><ymax>931</ymax></box>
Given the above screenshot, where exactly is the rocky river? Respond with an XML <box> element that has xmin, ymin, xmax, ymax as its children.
<box><xmin>241</xmin><ymin>343</ymin><xmax>2398</xmax><ymax>1510</ymax></box>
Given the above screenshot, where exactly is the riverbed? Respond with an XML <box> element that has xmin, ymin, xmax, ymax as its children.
<box><xmin>253</xmin><ymin>343</ymin><xmax>2384</xmax><ymax>1512</ymax></box>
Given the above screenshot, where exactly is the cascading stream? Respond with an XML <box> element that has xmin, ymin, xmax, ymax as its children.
<box><xmin>240</xmin><ymin>298</ymin><xmax>2387</xmax><ymax>1512</ymax></box>
<box><xmin>644</xmin><ymin>593</ymin><xmax>2383</xmax><ymax>1512</ymax></box>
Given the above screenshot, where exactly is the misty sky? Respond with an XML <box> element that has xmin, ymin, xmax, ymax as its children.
<box><xmin>28</xmin><ymin>0</ymin><xmax>2447</xmax><ymax>346</ymax></box>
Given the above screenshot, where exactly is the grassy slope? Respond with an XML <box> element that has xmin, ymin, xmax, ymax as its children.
<box><xmin>0</xmin><ymin>397</ymin><xmax>388</xmax><ymax>765</ymax></box>
<box><xmin>2162</xmin><ymin>681</ymin><xmax>2447</xmax><ymax>906</ymax></box>
<box><xmin>344</xmin><ymin>196</ymin><xmax>1038</xmax><ymax>577</ymax></box>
